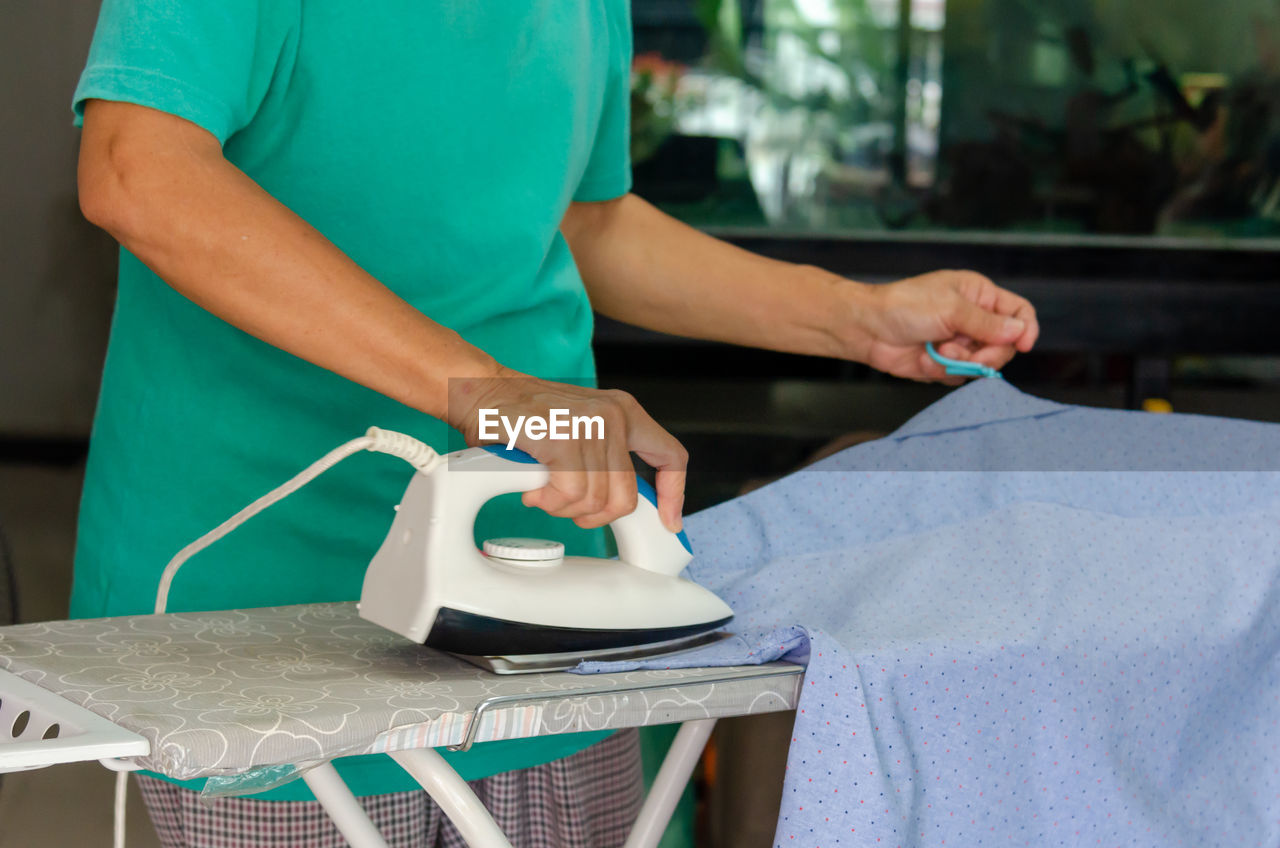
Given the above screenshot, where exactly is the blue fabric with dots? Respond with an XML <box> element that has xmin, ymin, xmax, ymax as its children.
<box><xmin>580</xmin><ymin>379</ymin><xmax>1280</xmax><ymax>847</ymax></box>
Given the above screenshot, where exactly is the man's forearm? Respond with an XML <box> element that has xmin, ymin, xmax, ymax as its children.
<box><xmin>79</xmin><ymin>100</ymin><xmax>500</xmax><ymax>422</ymax></box>
<box><xmin>561</xmin><ymin>193</ymin><xmax>874</xmax><ymax>361</ymax></box>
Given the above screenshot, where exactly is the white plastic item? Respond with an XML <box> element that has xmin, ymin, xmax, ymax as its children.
<box><xmin>390</xmin><ymin>748</ymin><xmax>514</xmax><ymax>848</ymax></box>
<box><xmin>0</xmin><ymin>668</ymin><xmax>149</xmax><ymax>773</ymax></box>
<box><xmin>302</xmin><ymin>762</ymin><xmax>392</xmax><ymax>848</ymax></box>
<box><xmin>622</xmin><ymin>718</ymin><xmax>718</xmax><ymax>848</ymax></box>
<box><xmin>152</xmin><ymin>428</ymin><xmax>731</xmax><ymax>661</ymax></box>
<box><xmin>482</xmin><ymin>538</ymin><xmax>565</xmax><ymax>567</ymax></box>
<box><xmin>358</xmin><ymin>445</ymin><xmax>732</xmax><ymax>647</ymax></box>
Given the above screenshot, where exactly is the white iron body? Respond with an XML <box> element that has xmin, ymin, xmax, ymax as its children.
<box><xmin>358</xmin><ymin>445</ymin><xmax>733</xmax><ymax>669</ymax></box>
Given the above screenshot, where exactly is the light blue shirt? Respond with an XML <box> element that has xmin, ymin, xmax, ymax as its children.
<box><xmin>585</xmin><ymin>379</ymin><xmax>1280</xmax><ymax>846</ymax></box>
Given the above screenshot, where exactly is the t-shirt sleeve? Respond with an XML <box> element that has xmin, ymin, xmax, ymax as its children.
<box><xmin>72</xmin><ymin>0</ymin><xmax>293</xmax><ymax>145</ymax></box>
<box><xmin>573</xmin><ymin>0</ymin><xmax>634</xmax><ymax>202</ymax></box>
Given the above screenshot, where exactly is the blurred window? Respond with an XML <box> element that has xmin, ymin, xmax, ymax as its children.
<box><xmin>632</xmin><ymin>0</ymin><xmax>1280</xmax><ymax>240</ymax></box>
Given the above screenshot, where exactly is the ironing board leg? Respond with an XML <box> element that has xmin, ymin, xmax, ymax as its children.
<box><xmin>385</xmin><ymin>720</ymin><xmax>715</xmax><ymax>848</ymax></box>
<box><xmin>390</xmin><ymin>748</ymin><xmax>514</xmax><ymax>848</ymax></box>
<box><xmin>302</xmin><ymin>762</ymin><xmax>392</xmax><ymax>848</ymax></box>
<box><xmin>623</xmin><ymin>718</ymin><xmax>718</xmax><ymax>848</ymax></box>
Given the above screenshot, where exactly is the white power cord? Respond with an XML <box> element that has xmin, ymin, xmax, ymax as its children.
<box><xmin>110</xmin><ymin>428</ymin><xmax>439</xmax><ymax>848</ymax></box>
<box><xmin>154</xmin><ymin>427</ymin><xmax>439</xmax><ymax>614</ymax></box>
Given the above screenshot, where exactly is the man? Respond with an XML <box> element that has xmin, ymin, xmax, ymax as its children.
<box><xmin>72</xmin><ymin>1</ymin><xmax>1038</xmax><ymax>845</ymax></box>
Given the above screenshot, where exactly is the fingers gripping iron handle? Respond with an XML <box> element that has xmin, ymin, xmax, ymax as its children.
<box><xmin>475</xmin><ymin>445</ymin><xmax>694</xmax><ymax>577</ymax></box>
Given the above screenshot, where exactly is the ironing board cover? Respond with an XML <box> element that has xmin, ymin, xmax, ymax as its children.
<box><xmin>0</xmin><ymin>603</ymin><xmax>798</xmax><ymax>793</ymax></box>
<box><xmin>582</xmin><ymin>379</ymin><xmax>1280</xmax><ymax>847</ymax></box>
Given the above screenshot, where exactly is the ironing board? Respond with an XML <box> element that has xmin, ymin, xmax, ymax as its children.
<box><xmin>0</xmin><ymin>602</ymin><xmax>803</xmax><ymax>848</ymax></box>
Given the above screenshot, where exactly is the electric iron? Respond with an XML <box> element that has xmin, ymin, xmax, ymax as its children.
<box><xmin>154</xmin><ymin>429</ymin><xmax>733</xmax><ymax>674</ymax></box>
<box><xmin>359</xmin><ymin>444</ymin><xmax>734</xmax><ymax>673</ymax></box>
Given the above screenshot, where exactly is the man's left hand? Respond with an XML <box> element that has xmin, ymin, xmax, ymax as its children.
<box><xmin>849</xmin><ymin>270</ymin><xmax>1040</xmax><ymax>384</ymax></box>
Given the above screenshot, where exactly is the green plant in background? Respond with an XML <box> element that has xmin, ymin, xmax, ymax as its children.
<box><xmin>691</xmin><ymin>0</ymin><xmax>896</xmax><ymax>121</ymax></box>
<box><xmin>694</xmin><ymin>0</ymin><xmax>751</xmax><ymax>82</ymax></box>
<box><xmin>690</xmin><ymin>0</ymin><xmax>909</xmax><ymax>226</ymax></box>
<box><xmin>637</xmin><ymin>0</ymin><xmax>1280</xmax><ymax>235</ymax></box>
<box><xmin>766</xmin><ymin>0</ymin><xmax>894</xmax><ymax>117</ymax></box>
<box><xmin>631</xmin><ymin>52</ymin><xmax>685</xmax><ymax>164</ymax></box>
<box><xmin>932</xmin><ymin>1</ymin><xmax>1280</xmax><ymax>235</ymax></box>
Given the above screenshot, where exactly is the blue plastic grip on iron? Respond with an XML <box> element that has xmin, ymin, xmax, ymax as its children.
<box><xmin>925</xmin><ymin>342</ymin><xmax>1003</xmax><ymax>379</ymax></box>
<box><xmin>482</xmin><ymin>445</ymin><xmax>693</xmax><ymax>554</ymax></box>
<box><xmin>635</xmin><ymin>477</ymin><xmax>694</xmax><ymax>555</ymax></box>
<box><xmin>481</xmin><ymin>444</ymin><xmax>540</xmax><ymax>463</ymax></box>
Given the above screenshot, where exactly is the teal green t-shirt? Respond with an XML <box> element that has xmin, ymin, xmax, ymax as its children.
<box><xmin>71</xmin><ymin>0</ymin><xmax>632</xmax><ymax>799</ymax></box>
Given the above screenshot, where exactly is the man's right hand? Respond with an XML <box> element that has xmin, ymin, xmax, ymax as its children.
<box><xmin>77</xmin><ymin>101</ymin><xmax>690</xmax><ymax>531</ymax></box>
<box><xmin>449</xmin><ymin>370</ymin><xmax>688</xmax><ymax>533</ymax></box>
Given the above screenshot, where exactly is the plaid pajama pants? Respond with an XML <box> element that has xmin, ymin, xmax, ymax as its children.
<box><xmin>136</xmin><ymin>729</ymin><xmax>643</xmax><ymax>848</ymax></box>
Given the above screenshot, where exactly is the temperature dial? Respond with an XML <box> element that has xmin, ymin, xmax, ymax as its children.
<box><xmin>482</xmin><ymin>537</ymin><xmax>564</xmax><ymax>569</ymax></box>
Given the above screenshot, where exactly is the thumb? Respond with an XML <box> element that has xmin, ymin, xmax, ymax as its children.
<box><xmin>950</xmin><ymin>300</ymin><xmax>1025</xmax><ymax>345</ymax></box>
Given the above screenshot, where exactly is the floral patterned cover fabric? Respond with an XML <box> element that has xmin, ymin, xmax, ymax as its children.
<box><xmin>0</xmin><ymin>603</ymin><xmax>799</xmax><ymax>789</ymax></box>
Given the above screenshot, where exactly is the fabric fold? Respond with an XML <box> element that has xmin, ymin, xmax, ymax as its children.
<box><xmin>578</xmin><ymin>381</ymin><xmax>1280</xmax><ymax>847</ymax></box>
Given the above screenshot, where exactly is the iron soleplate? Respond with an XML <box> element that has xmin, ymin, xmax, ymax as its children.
<box><xmin>449</xmin><ymin>630</ymin><xmax>732</xmax><ymax>674</ymax></box>
<box><xmin>423</xmin><ymin>606</ymin><xmax>732</xmax><ymax>674</ymax></box>
<box><xmin>424</xmin><ymin>606</ymin><xmax>733</xmax><ymax>656</ymax></box>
